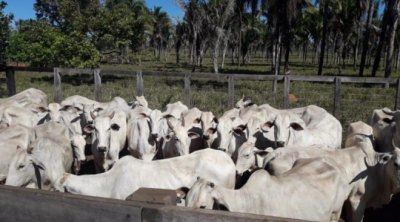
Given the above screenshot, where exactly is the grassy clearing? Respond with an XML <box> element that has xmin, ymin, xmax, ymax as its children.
<box><xmin>8</xmin><ymin>52</ymin><xmax>399</xmax><ymax>145</ymax></box>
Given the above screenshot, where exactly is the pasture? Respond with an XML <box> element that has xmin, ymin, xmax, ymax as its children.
<box><xmin>5</xmin><ymin>53</ymin><xmax>398</xmax><ymax>145</ymax></box>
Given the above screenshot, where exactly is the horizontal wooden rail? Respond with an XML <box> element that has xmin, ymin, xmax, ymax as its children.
<box><xmin>0</xmin><ymin>185</ymin><xmax>314</xmax><ymax>222</ymax></box>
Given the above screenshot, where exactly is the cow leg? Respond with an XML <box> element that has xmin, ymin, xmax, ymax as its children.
<box><xmin>346</xmin><ymin>199</ymin><xmax>365</xmax><ymax>222</ymax></box>
<box><xmin>94</xmin><ymin>161</ymin><xmax>105</xmax><ymax>174</ymax></box>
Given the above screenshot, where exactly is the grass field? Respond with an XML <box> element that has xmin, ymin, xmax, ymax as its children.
<box><xmin>6</xmin><ymin>52</ymin><xmax>399</xmax><ymax>145</ymax></box>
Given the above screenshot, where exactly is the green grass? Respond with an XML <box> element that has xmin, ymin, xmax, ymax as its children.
<box><xmin>8</xmin><ymin>52</ymin><xmax>399</xmax><ymax>145</ymax></box>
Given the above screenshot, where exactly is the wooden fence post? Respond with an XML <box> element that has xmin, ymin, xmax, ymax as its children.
<box><xmin>333</xmin><ymin>77</ymin><xmax>341</xmax><ymax>119</ymax></box>
<box><xmin>137</xmin><ymin>71</ymin><xmax>144</xmax><ymax>96</ymax></box>
<box><xmin>395</xmin><ymin>79</ymin><xmax>400</xmax><ymax>110</ymax></box>
<box><xmin>5</xmin><ymin>67</ymin><xmax>16</xmax><ymax>96</ymax></box>
<box><xmin>273</xmin><ymin>80</ymin><xmax>277</xmax><ymax>92</ymax></box>
<box><xmin>228</xmin><ymin>75</ymin><xmax>235</xmax><ymax>109</ymax></box>
<box><xmin>54</xmin><ymin>68</ymin><xmax>62</xmax><ymax>103</ymax></box>
<box><xmin>184</xmin><ymin>74</ymin><xmax>191</xmax><ymax>108</ymax></box>
<box><xmin>283</xmin><ymin>75</ymin><xmax>290</xmax><ymax>109</ymax></box>
<box><xmin>94</xmin><ymin>69</ymin><xmax>102</xmax><ymax>102</ymax></box>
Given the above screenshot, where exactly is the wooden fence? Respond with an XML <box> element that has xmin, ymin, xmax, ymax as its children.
<box><xmin>0</xmin><ymin>185</ymin><xmax>313</xmax><ymax>222</ymax></box>
<box><xmin>8</xmin><ymin>66</ymin><xmax>400</xmax><ymax>119</ymax></box>
<box><xmin>0</xmin><ymin>67</ymin><xmax>17</xmax><ymax>97</ymax></box>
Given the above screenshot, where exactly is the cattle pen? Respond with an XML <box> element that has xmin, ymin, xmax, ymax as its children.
<box><xmin>2</xmin><ymin>66</ymin><xmax>399</xmax><ymax>139</ymax></box>
<box><xmin>1</xmin><ymin>66</ymin><xmax>400</xmax><ymax>221</ymax></box>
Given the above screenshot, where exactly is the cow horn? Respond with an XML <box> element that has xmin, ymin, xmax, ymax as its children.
<box><xmin>109</xmin><ymin>111</ymin><xmax>115</xmax><ymax>119</ymax></box>
<box><xmin>181</xmin><ymin>114</ymin><xmax>185</xmax><ymax>127</ymax></box>
<box><xmin>242</xmin><ymin>94</ymin><xmax>245</xmax><ymax>100</ymax></box>
<box><xmin>132</xmin><ymin>92</ymin><xmax>136</xmax><ymax>99</ymax></box>
<box><xmin>167</xmin><ymin>119</ymin><xmax>174</xmax><ymax>130</ymax></box>
<box><xmin>90</xmin><ymin>111</ymin><xmax>96</xmax><ymax>120</ymax></box>
<box><xmin>392</xmin><ymin>137</ymin><xmax>398</xmax><ymax>150</ymax></box>
<box><xmin>382</xmin><ymin>107</ymin><xmax>395</xmax><ymax>116</ymax></box>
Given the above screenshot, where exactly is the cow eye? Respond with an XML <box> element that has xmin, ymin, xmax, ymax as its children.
<box><xmin>245</xmin><ymin>154</ymin><xmax>250</xmax><ymax>158</ymax></box>
<box><xmin>107</xmin><ymin>128</ymin><xmax>111</xmax><ymax>131</ymax></box>
<box><xmin>19</xmin><ymin>164</ymin><xmax>25</xmax><ymax>169</ymax></box>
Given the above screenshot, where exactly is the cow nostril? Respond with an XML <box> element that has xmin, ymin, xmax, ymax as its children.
<box><xmin>202</xmin><ymin>135</ymin><xmax>210</xmax><ymax>140</ymax></box>
<box><xmin>151</xmin><ymin>133</ymin><xmax>158</xmax><ymax>138</ymax></box>
<box><xmin>98</xmin><ymin>147</ymin><xmax>107</xmax><ymax>152</ymax></box>
<box><xmin>276</xmin><ymin>141</ymin><xmax>285</xmax><ymax>147</ymax></box>
<box><xmin>88</xmin><ymin>121</ymin><xmax>93</xmax><ymax>124</ymax></box>
<box><xmin>200</xmin><ymin>206</ymin><xmax>206</xmax><ymax>209</ymax></box>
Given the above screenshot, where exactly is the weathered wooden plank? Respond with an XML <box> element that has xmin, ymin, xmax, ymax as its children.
<box><xmin>228</xmin><ymin>75</ymin><xmax>235</xmax><ymax>109</ymax></box>
<box><xmin>184</xmin><ymin>74</ymin><xmax>191</xmax><ymax>108</ymax></box>
<box><xmin>290</xmin><ymin>75</ymin><xmax>336</xmax><ymax>83</ymax></box>
<box><xmin>283</xmin><ymin>76</ymin><xmax>290</xmax><ymax>109</ymax></box>
<box><xmin>334</xmin><ymin>78</ymin><xmax>341</xmax><ymax>119</ymax></box>
<box><xmin>100</xmin><ymin>69</ymin><xmax>138</xmax><ymax>76</ymax></box>
<box><xmin>0</xmin><ymin>185</ymin><xmax>142</xmax><ymax>222</ymax></box>
<box><xmin>94</xmin><ymin>69</ymin><xmax>102</xmax><ymax>102</ymax></box>
<box><xmin>396</xmin><ymin>79</ymin><xmax>400</xmax><ymax>110</ymax></box>
<box><xmin>126</xmin><ymin>188</ymin><xmax>177</xmax><ymax>206</ymax></box>
<box><xmin>54</xmin><ymin>68</ymin><xmax>62</xmax><ymax>103</ymax></box>
<box><xmin>5</xmin><ymin>67</ymin><xmax>15</xmax><ymax>96</ymax></box>
<box><xmin>340</xmin><ymin>77</ymin><xmax>397</xmax><ymax>84</ymax></box>
<box><xmin>11</xmin><ymin>66</ymin><xmax>53</xmax><ymax>72</ymax></box>
<box><xmin>232</xmin><ymin>74</ymin><xmax>284</xmax><ymax>81</ymax></box>
<box><xmin>142</xmin><ymin>205</ymin><xmax>313</xmax><ymax>222</ymax></box>
<box><xmin>57</xmin><ymin>68</ymin><xmax>93</xmax><ymax>75</ymax></box>
<box><xmin>137</xmin><ymin>71</ymin><xmax>144</xmax><ymax>96</ymax></box>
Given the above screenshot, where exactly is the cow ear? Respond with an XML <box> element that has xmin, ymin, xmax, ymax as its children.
<box><xmin>108</xmin><ymin>111</ymin><xmax>115</xmax><ymax>119</ymax></box>
<box><xmin>290</xmin><ymin>121</ymin><xmax>305</xmax><ymax>131</ymax></box>
<box><xmin>379</xmin><ymin>153</ymin><xmax>393</xmax><ymax>164</ymax></box>
<box><xmin>73</xmin><ymin>106</ymin><xmax>83</xmax><ymax>114</ymax></box>
<box><xmin>37</xmin><ymin>107</ymin><xmax>49</xmax><ymax>113</ymax></box>
<box><xmin>233</xmin><ymin>124</ymin><xmax>247</xmax><ymax>135</ymax></box>
<box><xmin>110</xmin><ymin>123</ymin><xmax>120</xmax><ymax>131</ymax></box>
<box><xmin>176</xmin><ymin>187</ymin><xmax>190</xmax><ymax>200</ymax></box>
<box><xmin>84</xmin><ymin>125</ymin><xmax>95</xmax><ymax>134</ymax></box>
<box><xmin>188</xmin><ymin>132</ymin><xmax>200</xmax><ymax>139</ymax></box>
<box><xmin>213</xmin><ymin>116</ymin><xmax>219</xmax><ymax>124</ymax></box>
<box><xmin>381</xmin><ymin>118</ymin><xmax>394</xmax><ymax>124</ymax></box>
<box><xmin>261</xmin><ymin>121</ymin><xmax>274</xmax><ymax>132</ymax></box>
<box><xmin>27</xmin><ymin>147</ymin><xmax>34</xmax><ymax>154</ymax></box>
<box><xmin>59</xmin><ymin>105</ymin><xmax>71</xmax><ymax>111</ymax></box>
<box><xmin>207</xmin><ymin>128</ymin><xmax>217</xmax><ymax>135</ymax></box>
<box><xmin>94</xmin><ymin>107</ymin><xmax>104</xmax><ymax>113</ymax></box>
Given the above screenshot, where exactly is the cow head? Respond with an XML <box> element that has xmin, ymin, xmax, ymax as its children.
<box><xmin>164</xmin><ymin>117</ymin><xmax>200</xmax><ymax>156</ymax></box>
<box><xmin>263</xmin><ymin>114</ymin><xmax>306</xmax><ymax>148</ymax></box>
<box><xmin>6</xmin><ymin>148</ymin><xmax>47</xmax><ymax>189</ymax></box>
<box><xmin>200</xmin><ymin>112</ymin><xmax>218</xmax><ymax>142</ymax></box>
<box><xmin>235</xmin><ymin>95</ymin><xmax>253</xmax><ymax>109</ymax></box>
<box><xmin>149</xmin><ymin>110</ymin><xmax>163</xmax><ymax>140</ymax></box>
<box><xmin>82</xmin><ymin>104</ymin><xmax>104</xmax><ymax>125</ymax></box>
<box><xmin>84</xmin><ymin>111</ymin><xmax>120</xmax><ymax>153</ymax></box>
<box><xmin>185</xmin><ymin>177</ymin><xmax>230</xmax><ymax>211</ymax></box>
<box><xmin>235</xmin><ymin>142</ymin><xmax>272</xmax><ymax>175</ymax></box>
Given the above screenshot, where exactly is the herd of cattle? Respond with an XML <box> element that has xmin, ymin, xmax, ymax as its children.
<box><xmin>0</xmin><ymin>88</ymin><xmax>400</xmax><ymax>221</ymax></box>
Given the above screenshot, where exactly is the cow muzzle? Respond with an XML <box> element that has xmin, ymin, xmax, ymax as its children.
<box><xmin>87</xmin><ymin>120</ymin><xmax>94</xmax><ymax>124</ymax></box>
<box><xmin>98</xmin><ymin>146</ymin><xmax>108</xmax><ymax>153</ymax></box>
<box><xmin>202</xmin><ymin>134</ymin><xmax>210</xmax><ymax>140</ymax></box>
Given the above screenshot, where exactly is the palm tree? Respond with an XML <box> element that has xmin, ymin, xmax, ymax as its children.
<box><xmin>359</xmin><ymin>0</ymin><xmax>375</xmax><ymax>76</ymax></box>
<box><xmin>150</xmin><ymin>6</ymin><xmax>171</xmax><ymax>60</ymax></box>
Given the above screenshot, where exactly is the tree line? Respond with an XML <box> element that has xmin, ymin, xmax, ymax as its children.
<box><xmin>1</xmin><ymin>0</ymin><xmax>400</xmax><ymax>77</ymax></box>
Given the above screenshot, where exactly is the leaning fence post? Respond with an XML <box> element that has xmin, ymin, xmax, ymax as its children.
<box><xmin>333</xmin><ymin>77</ymin><xmax>341</xmax><ymax>119</ymax></box>
<box><xmin>272</xmin><ymin>79</ymin><xmax>277</xmax><ymax>93</ymax></box>
<box><xmin>54</xmin><ymin>68</ymin><xmax>62</xmax><ymax>103</ymax></box>
<box><xmin>228</xmin><ymin>75</ymin><xmax>235</xmax><ymax>109</ymax></box>
<box><xmin>137</xmin><ymin>71</ymin><xmax>144</xmax><ymax>96</ymax></box>
<box><xmin>395</xmin><ymin>79</ymin><xmax>400</xmax><ymax>110</ymax></box>
<box><xmin>94</xmin><ymin>69</ymin><xmax>102</xmax><ymax>102</ymax></box>
<box><xmin>5</xmin><ymin>67</ymin><xmax>16</xmax><ymax>96</ymax></box>
<box><xmin>283</xmin><ymin>75</ymin><xmax>290</xmax><ymax>109</ymax></box>
<box><xmin>184</xmin><ymin>74</ymin><xmax>191</xmax><ymax>108</ymax></box>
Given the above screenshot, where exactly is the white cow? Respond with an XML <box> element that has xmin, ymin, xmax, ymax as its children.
<box><xmin>6</xmin><ymin>135</ymin><xmax>73</xmax><ymax>190</ymax></box>
<box><xmin>84</xmin><ymin>109</ymin><xmax>127</xmax><ymax>172</ymax></box>
<box><xmin>54</xmin><ymin>149</ymin><xmax>236</xmax><ymax>200</ymax></box>
<box><xmin>0</xmin><ymin>105</ymin><xmax>48</xmax><ymax>128</ymax></box>
<box><xmin>263</xmin><ymin>111</ymin><xmax>342</xmax><ymax>149</ymax></box>
<box><xmin>34</xmin><ymin>121</ymin><xmax>86</xmax><ymax>173</ymax></box>
<box><xmin>258</xmin><ymin>140</ymin><xmax>399</xmax><ymax>222</ymax></box>
<box><xmin>0</xmin><ymin>125</ymin><xmax>35</xmax><ymax>183</ymax></box>
<box><xmin>200</xmin><ymin>111</ymin><xmax>218</xmax><ymax>148</ymax></box>
<box><xmin>234</xmin><ymin>95</ymin><xmax>254</xmax><ymax>109</ymax></box>
<box><xmin>162</xmin><ymin>101</ymin><xmax>188</xmax><ymax>119</ymax></box>
<box><xmin>0</xmin><ymin>88</ymin><xmax>47</xmax><ymax>109</ymax></box>
<box><xmin>345</xmin><ymin>121</ymin><xmax>375</xmax><ymax>148</ymax></box>
<box><xmin>183</xmin><ymin>157</ymin><xmax>348</xmax><ymax>222</ymax></box>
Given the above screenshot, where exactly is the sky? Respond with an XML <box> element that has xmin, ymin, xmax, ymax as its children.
<box><xmin>3</xmin><ymin>0</ymin><xmax>184</xmax><ymax>24</ymax></box>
